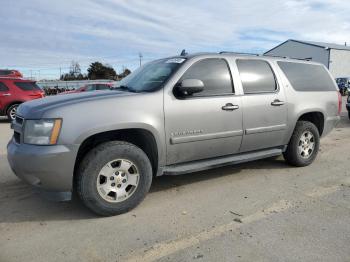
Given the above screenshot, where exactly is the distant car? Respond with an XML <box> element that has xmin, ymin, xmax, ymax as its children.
<box><xmin>335</xmin><ymin>77</ymin><xmax>350</xmax><ymax>96</ymax></box>
<box><xmin>0</xmin><ymin>77</ymin><xmax>45</xmax><ymax>120</ymax></box>
<box><xmin>62</xmin><ymin>83</ymin><xmax>113</xmax><ymax>94</ymax></box>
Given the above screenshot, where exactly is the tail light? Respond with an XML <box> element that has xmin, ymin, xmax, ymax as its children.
<box><xmin>338</xmin><ymin>92</ymin><xmax>342</xmax><ymax>115</ymax></box>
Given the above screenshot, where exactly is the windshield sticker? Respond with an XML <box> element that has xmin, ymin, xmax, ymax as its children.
<box><xmin>165</xmin><ymin>58</ymin><xmax>186</xmax><ymax>64</ymax></box>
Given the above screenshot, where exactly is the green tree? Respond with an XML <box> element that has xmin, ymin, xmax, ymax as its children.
<box><xmin>118</xmin><ymin>68</ymin><xmax>131</xmax><ymax>80</ymax></box>
<box><xmin>87</xmin><ymin>62</ymin><xmax>117</xmax><ymax>80</ymax></box>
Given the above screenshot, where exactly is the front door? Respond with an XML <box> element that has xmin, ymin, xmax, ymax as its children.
<box><xmin>236</xmin><ymin>59</ymin><xmax>288</xmax><ymax>152</ymax></box>
<box><xmin>164</xmin><ymin>58</ymin><xmax>243</xmax><ymax>165</ymax></box>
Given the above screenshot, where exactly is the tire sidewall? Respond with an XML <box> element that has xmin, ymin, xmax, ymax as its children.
<box><xmin>78</xmin><ymin>142</ymin><xmax>153</xmax><ymax>215</ymax></box>
<box><xmin>7</xmin><ymin>104</ymin><xmax>19</xmax><ymax>120</ymax></box>
<box><xmin>289</xmin><ymin>121</ymin><xmax>320</xmax><ymax>166</ymax></box>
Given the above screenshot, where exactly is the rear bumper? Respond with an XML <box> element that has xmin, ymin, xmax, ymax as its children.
<box><xmin>7</xmin><ymin>139</ymin><xmax>79</xmax><ymax>201</ymax></box>
<box><xmin>323</xmin><ymin>115</ymin><xmax>341</xmax><ymax>137</ymax></box>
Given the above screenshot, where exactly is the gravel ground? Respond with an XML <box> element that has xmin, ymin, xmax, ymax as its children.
<box><xmin>0</xmin><ymin>98</ymin><xmax>349</xmax><ymax>262</ymax></box>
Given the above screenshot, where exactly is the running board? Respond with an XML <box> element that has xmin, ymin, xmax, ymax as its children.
<box><xmin>163</xmin><ymin>147</ymin><xmax>284</xmax><ymax>176</ymax></box>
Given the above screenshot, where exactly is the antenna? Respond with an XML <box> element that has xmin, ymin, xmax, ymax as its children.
<box><xmin>180</xmin><ymin>49</ymin><xmax>187</xmax><ymax>56</ymax></box>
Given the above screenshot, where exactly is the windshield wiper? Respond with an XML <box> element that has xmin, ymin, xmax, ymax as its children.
<box><xmin>115</xmin><ymin>85</ymin><xmax>135</xmax><ymax>92</ymax></box>
<box><xmin>115</xmin><ymin>85</ymin><xmax>143</xmax><ymax>93</ymax></box>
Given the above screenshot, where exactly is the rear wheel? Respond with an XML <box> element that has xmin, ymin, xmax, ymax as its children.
<box><xmin>348</xmin><ymin>111</ymin><xmax>350</xmax><ymax>120</ymax></box>
<box><xmin>7</xmin><ymin>104</ymin><xmax>19</xmax><ymax>121</ymax></box>
<box><xmin>77</xmin><ymin>141</ymin><xmax>153</xmax><ymax>216</ymax></box>
<box><xmin>283</xmin><ymin>121</ymin><xmax>320</xmax><ymax>167</ymax></box>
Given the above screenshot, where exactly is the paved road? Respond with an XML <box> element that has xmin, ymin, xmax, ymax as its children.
<box><xmin>0</xmin><ymin>98</ymin><xmax>349</xmax><ymax>262</ymax></box>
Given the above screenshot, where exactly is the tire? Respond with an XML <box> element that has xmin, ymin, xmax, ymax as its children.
<box><xmin>77</xmin><ymin>141</ymin><xmax>153</xmax><ymax>216</ymax></box>
<box><xmin>6</xmin><ymin>104</ymin><xmax>19</xmax><ymax>121</ymax></box>
<box><xmin>283</xmin><ymin>121</ymin><xmax>320</xmax><ymax>167</ymax></box>
<box><xmin>348</xmin><ymin>111</ymin><xmax>350</xmax><ymax>120</ymax></box>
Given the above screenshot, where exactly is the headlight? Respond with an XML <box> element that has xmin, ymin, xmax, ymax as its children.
<box><xmin>24</xmin><ymin>119</ymin><xmax>62</xmax><ymax>145</ymax></box>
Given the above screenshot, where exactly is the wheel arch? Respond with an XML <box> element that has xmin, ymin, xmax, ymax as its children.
<box><xmin>73</xmin><ymin>128</ymin><xmax>160</xmax><ymax>189</ymax></box>
<box><xmin>5</xmin><ymin>101</ymin><xmax>23</xmax><ymax>114</ymax></box>
<box><xmin>296</xmin><ymin>111</ymin><xmax>325</xmax><ymax>136</ymax></box>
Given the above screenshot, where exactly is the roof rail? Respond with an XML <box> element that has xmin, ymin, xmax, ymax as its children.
<box><xmin>219</xmin><ymin>52</ymin><xmax>312</xmax><ymax>61</ymax></box>
<box><xmin>263</xmin><ymin>54</ymin><xmax>312</xmax><ymax>61</ymax></box>
<box><xmin>219</xmin><ymin>51</ymin><xmax>259</xmax><ymax>56</ymax></box>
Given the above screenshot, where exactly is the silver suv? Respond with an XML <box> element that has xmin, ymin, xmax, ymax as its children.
<box><xmin>7</xmin><ymin>53</ymin><xmax>341</xmax><ymax>216</ymax></box>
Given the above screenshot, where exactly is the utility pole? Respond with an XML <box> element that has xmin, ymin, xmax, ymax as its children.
<box><xmin>139</xmin><ymin>52</ymin><xmax>143</xmax><ymax>67</ymax></box>
<box><xmin>59</xmin><ymin>67</ymin><xmax>61</xmax><ymax>80</ymax></box>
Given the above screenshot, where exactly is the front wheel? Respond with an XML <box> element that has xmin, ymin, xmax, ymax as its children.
<box><xmin>77</xmin><ymin>141</ymin><xmax>153</xmax><ymax>216</ymax></box>
<box><xmin>7</xmin><ymin>104</ymin><xmax>20</xmax><ymax>121</ymax></box>
<box><xmin>283</xmin><ymin>121</ymin><xmax>320</xmax><ymax>167</ymax></box>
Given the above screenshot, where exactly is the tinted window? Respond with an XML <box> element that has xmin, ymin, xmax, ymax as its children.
<box><xmin>0</xmin><ymin>82</ymin><xmax>9</xmax><ymax>91</ymax></box>
<box><xmin>15</xmin><ymin>82</ymin><xmax>41</xmax><ymax>91</ymax></box>
<box><xmin>96</xmin><ymin>84</ymin><xmax>110</xmax><ymax>90</ymax></box>
<box><xmin>237</xmin><ymin>60</ymin><xmax>277</xmax><ymax>94</ymax></box>
<box><xmin>278</xmin><ymin>62</ymin><xmax>336</xmax><ymax>91</ymax></box>
<box><xmin>85</xmin><ymin>84</ymin><xmax>96</xmax><ymax>91</ymax></box>
<box><xmin>0</xmin><ymin>70</ymin><xmax>12</xmax><ymax>76</ymax></box>
<box><xmin>180</xmin><ymin>58</ymin><xmax>233</xmax><ymax>96</ymax></box>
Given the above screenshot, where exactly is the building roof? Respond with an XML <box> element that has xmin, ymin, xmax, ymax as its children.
<box><xmin>265</xmin><ymin>39</ymin><xmax>350</xmax><ymax>54</ymax></box>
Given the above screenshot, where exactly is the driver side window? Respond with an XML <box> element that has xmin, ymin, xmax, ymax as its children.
<box><xmin>180</xmin><ymin>58</ymin><xmax>234</xmax><ymax>97</ymax></box>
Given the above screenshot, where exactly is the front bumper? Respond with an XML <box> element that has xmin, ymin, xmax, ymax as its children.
<box><xmin>7</xmin><ymin>139</ymin><xmax>79</xmax><ymax>201</ymax></box>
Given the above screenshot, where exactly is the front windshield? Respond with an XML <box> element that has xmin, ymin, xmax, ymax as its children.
<box><xmin>116</xmin><ymin>58</ymin><xmax>186</xmax><ymax>92</ymax></box>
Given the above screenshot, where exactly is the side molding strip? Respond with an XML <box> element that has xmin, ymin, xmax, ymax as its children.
<box><xmin>170</xmin><ymin>130</ymin><xmax>243</xmax><ymax>145</ymax></box>
<box><xmin>245</xmin><ymin>124</ymin><xmax>287</xmax><ymax>135</ymax></box>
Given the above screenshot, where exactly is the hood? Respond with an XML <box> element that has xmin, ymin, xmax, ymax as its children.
<box><xmin>17</xmin><ymin>90</ymin><xmax>136</xmax><ymax>118</ymax></box>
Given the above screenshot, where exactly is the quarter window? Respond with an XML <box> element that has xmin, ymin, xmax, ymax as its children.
<box><xmin>15</xmin><ymin>82</ymin><xmax>41</xmax><ymax>91</ymax></box>
<box><xmin>0</xmin><ymin>82</ymin><xmax>9</xmax><ymax>91</ymax></box>
<box><xmin>180</xmin><ymin>58</ymin><xmax>234</xmax><ymax>96</ymax></box>
<box><xmin>277</xmin><ymin>62</ymin><xmax>336</xmax><ymax>91</ymax></box>
<box><xmin>237</xmin><ymin>60</ymin><xmax>277</xmax><ymax>94</ymax></box>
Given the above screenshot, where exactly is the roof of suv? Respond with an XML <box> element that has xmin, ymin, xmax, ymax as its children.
<box><xmin>171</xmin><ymin>52</ymin><xmax>323</xmax><ymax>66</ymax></box>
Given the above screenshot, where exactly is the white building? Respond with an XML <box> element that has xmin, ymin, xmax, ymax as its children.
<box><xmin>265</xmin><ymin>39</ymin><xmax>350</xmax><ymax>78</ymax></box>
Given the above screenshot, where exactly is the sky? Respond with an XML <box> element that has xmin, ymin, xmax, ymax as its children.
<box><xmin>1</xmin><ymin>0</ymin><xmax>350</xmax><ymax>80</ymax></box>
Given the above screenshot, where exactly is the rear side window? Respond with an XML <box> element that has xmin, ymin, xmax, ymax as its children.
<box><xmin>0</xmin><ymin>70</ymin><xmax>12</xmax><ymax>76</ymax></box>
<box><xmin>180</xmin><ymin>58</ymin><xmax>234</xmax><ymax>96</ymax></box>
<box><xmin>14</xmin><ymin>82</ymin><xmax>41</xmax><ymax>91</ymax></box>
<box><xmin>237</xmin><ymin>60</ymin><xmax>277</xmax><ymax>94</ymax></box>
<box><xmin>96</xmin><ymin>84</ymin><xmax>110</xmax><ymax>90</ymax></box>
<box><xmin>0</xmin><ymin>82</ymin><xmax>9</xmax><ymax>91</ymax></box>
<box><xmin>277</xmin><ymin>62</ymin><xmax>336</xmax><ymax>91</ymax></box>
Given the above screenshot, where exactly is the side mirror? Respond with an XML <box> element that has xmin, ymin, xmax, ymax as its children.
<box><xmin>178</xmin><ymin>79</ymin><xmax>204</xmax><ymax>96</ymax></box>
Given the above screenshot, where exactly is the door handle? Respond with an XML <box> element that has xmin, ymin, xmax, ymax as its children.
<box><xmin>1</xmin><ymin>93</ymin><xmax>11</xmax><ymax>97</ymax></box>
<box><xmin>271</xmin><ymin>99</ymin><xmax>285</xmax><ymax>106</ymax></box>
<box><xmin>222</xmin><ymin>103</ymin><xmax>239</xmax><ymax>111</ymax></box>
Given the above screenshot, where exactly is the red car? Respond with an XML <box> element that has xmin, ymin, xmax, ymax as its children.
<box><xmin>0</xmin><ymin>76</ymin><xmax>45</xmax><ymax>120</ymax></box>
<box><xmin>62</xmin><ymin>83</ymin><xmax>113</xmax><ymax>94</ymax></box>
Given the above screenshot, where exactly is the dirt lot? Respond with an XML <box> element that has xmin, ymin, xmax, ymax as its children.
<box><xmin>0</xmin><ymin>98</ymin><xmax>349</xmax><ymax>262</ymax></box>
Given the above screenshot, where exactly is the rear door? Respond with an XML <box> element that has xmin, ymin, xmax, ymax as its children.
<box><xmin>164</xmin><ymin>58</ymin><xmax>243</xmax><ymax>164</ymax></box>
<box><xmin>0</xmin><ymin>81</ymin><xmax>11</xmax><ymax>112</ymax></box>
<box><xmin>236</xmin><ymin>59</ymin><xmax>288</xmax><ymax>152</ymax></box>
